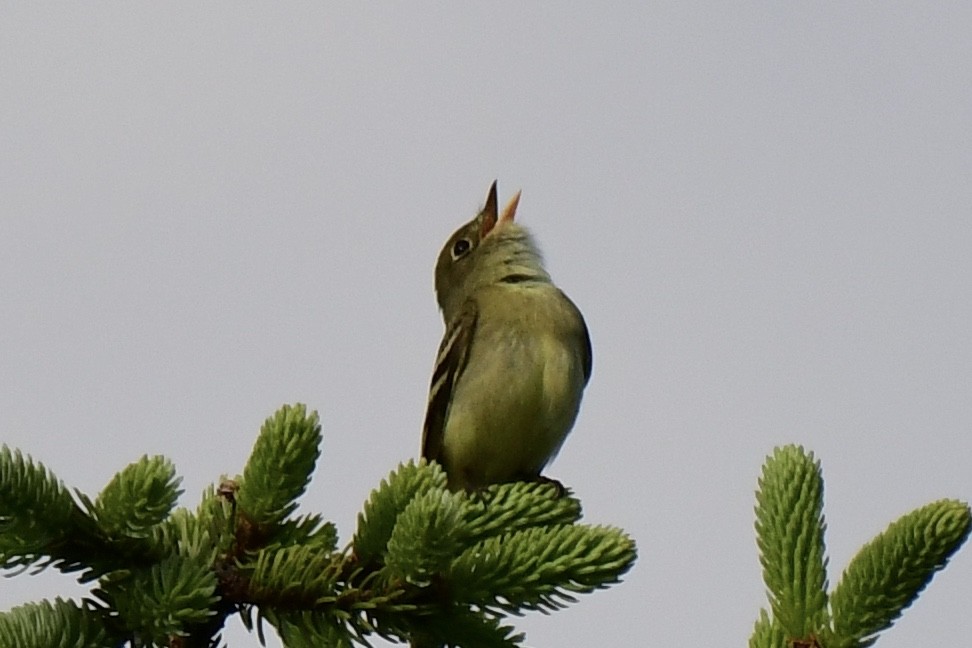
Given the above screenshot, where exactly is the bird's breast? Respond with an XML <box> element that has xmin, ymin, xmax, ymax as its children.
<box><xmin>440</xmin><ymin>292</ymin><xmax>587</xmax><ymax>488</ymax></box>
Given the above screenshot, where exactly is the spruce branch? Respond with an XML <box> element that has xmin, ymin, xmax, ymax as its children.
<box><xmin>260</xmin><ymin>607</ymin><xmax>352</xmax><ymax>647</ymax></box>
<box><xmin>94</xmin><ymin>553</ymin><xmax>220</xmax><ymax>645</ymax></box>
<box><xmin>448</xmin><ymin>523</ymin><xmax>635</xmax><ymax>613</ymax></box>
<box><xmin>0</xmin><ymin>446</ymin><xmax>88</xmax><ymax>571</ymax></box>
<box><xmin>93</xmin><ymin>455</ymin><xmax>182</xmax><ymax>539</ymax></box>
<box><xmin>401</xmin><ymin>607</ymin><xmax>523</xmax><ymax>648</ymax></box>
<box><xmin>749</xmin><ymin>609</ymin><xmax>787</xmax><ymax>648</ymax></box>
<box><xmin>242</xmin><ymin>543</ymin><xmax>342</xmax><ymax>606</ymax></box>
<box><xmin>0</xmin><ymin>598</ymin><xmax>113</xmax><ymax>648</ymax></box>
<box><xmin>754</xmin><ymin>445</ymin><xmax>829</xmax><ymax>637</ymax></box>
<box><xmin>460</xmin><ymin>481</ymin><xmax>582</xmax><ymax>543</ymax></box>
<box><xmin>826</xmin><ymin>498</ymin><xmax>972</xmax><ymax>648</ymax></box>
<box><xmin>353</xmin><ymin>459</ymin><xmax>449</xmax><ymax>567</ymax></box>
<box><xmin>237</xmin><ymin>403</ymin><xmax>322</xmax><ymax>531</ymax></box>
<box><xmin>1</xmin><ymin>404</ymin><xmax>636</xmax><ymax>646</ymax></box>
<box><xmin>0</xmin><ymin>445</ymin><xmax>129</xmax><ymax>579</ymax></box>
<box><xmin>384</xmin><ymin>488</ymin><xmax>466</xmax><ymax>587</ymax></box>
<box><xmin>751</xmin><ymin>444</ymin><xmax>971</xmax><ymax>648</ymax></box>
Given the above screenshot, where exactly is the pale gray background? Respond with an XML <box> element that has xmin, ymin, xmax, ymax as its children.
<box><xmin>2</xmin><ymin>4</ymin><xmax>970</xmax><ymax>647</ymax></box>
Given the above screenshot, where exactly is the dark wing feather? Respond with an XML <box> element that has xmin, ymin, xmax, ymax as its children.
<box><xmin>579</xmin><ymin>316</ymin><xmax>593</xmax><ymax>384</ymax></box>
<box><xmin>559</xmin><ymin>288</ymin><xmax>593</xmax><ymax>384</ymax></box>
<box><xmin>421</xmin><ymin>301</ymin><xmax>479</xmax><ymax>462</ymax></box>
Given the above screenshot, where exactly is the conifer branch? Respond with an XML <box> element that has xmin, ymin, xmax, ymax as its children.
<box><xmin>0</xmin><ymin>404</ymin><xmax>636</xmax><ymax>647</ymax></box>
<box><xmin>751</xmin><ymin>444</ymin><xmax>970</xmax><ymax>648</ymax></box>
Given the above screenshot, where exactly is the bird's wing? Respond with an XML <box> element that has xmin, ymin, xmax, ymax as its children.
<box><xmin>579</xmin><ymin>312</ymin><xmax>593</xmax><ymax>384</ymax></box>
<box><xmin>560</xmin><ymin>288</ymin><xmax>593</xmax><ymax>384</ymax></box>
<box><xmin>421</xmin><ymin>299</ymin><xmax>479</xmax><ymax>463</ymax></box>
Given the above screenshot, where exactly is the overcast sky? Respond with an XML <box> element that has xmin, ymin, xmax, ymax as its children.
<box><xmin>2</xmin><ymin>4</ymin><xmax>970</xmax><ymax>647</ymax></box>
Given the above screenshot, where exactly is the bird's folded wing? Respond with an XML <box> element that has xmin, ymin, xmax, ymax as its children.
<box><xmin>421</xmin><ymin>299</ymin><xmax>479</xmax><ymax>463</ymax></box>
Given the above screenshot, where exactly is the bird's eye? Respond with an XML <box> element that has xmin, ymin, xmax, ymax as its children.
<box><xmin>452</xmin><ymin>238</ymin><xmax>471</xmax><ymax>259</ymax></box>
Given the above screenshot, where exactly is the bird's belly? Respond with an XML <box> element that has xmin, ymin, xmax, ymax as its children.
<box><xmin>441</xmin><ymin>337</ymin><xmax>583</xmax><ymax>489</ymax></box>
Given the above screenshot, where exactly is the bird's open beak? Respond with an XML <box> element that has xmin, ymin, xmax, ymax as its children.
<box><xmin>480</xmin><ymin>180</ymin><xmax>521</xmax><ymax>238</ymax></box>
<box><xmin>500</xmin><ymin>190</ymin><xmax>521</xmax><ymax>225</ymax></box>
<box><xmin>479</xmin><ymin>180</ymin><xmax>499</xmax><ymax>238</ymax></box>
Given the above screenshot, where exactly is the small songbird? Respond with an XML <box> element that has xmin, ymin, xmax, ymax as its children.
<box><xmin>421</xmin><ymin>181</ymin><xmax>592</xmax><ymax>490</ymax></box>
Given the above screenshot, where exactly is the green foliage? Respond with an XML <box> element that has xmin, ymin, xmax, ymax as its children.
<box><xmin>384</xmin><ymin>488</ymin><xmax>466</xmax><ymax>587</ymax></box>
<box><xmin>9</xmin><ymin>410</ymin><xmax>963</xmax><ymax>647</ymax></box>
<box><xmin>404</xmin><ymin>608</ymin><xmax>523</xmax><ymax>648</ymax></box>
<box><xmin>0</xmin><ymin>446</ymin><xmax>90</xmax><ymax>573</ymax></box>
<box><xmin>448</xmin><ymin>524</ymin><xmax>634</xmax><ymax>613</ymax></box>
<box><xmin>353</xmin><ymin>458</ymin><xmax>449</xmax><ymax>566</ymax></box>
<box><xmin>749</xmin><ymin>609</ymin><xmax>786</xmax><ymax>648</ymax></box>
<box><xmin>93</xmin><ymin>454</ymin><xmax>182</xmax><ymax>539</ymax></box>
<box><xmin>826</xmin><ymin>499</ymin><xmax>972</xmax><ymax>648</ymax></box>
<box><xmin>751</xmin><ymin>444</ymin><xmax>971</xmax><ymax>648</ymax></box>
<box><xmin>0</xmin><ymin>404</ymin><xmax>637</xmax><ymax>647</ymax></box>
<box><xmin>244</xmin><ymin>543</ymin><xmax>341</xmax><ymax>605</ymax></box>
<box><xmin>0</xmin><ymin>598</ymin><xmax>113</xmax><ymax>648</ymax></box>
<box><xmin>349</xmin><ymin>462</ymin><xmax>637</xmax><ymax>645</ymax></box>
<box><xmin>262</xmin><ymin>608</ymin><xmax>353</xmax><ymax>647</ymax></box>
<box><xmin>238</xmin><ymin>403</ymin><xmax>323</xmax><ymax>528</ymax></box>
<box><xmin>460</xmin><ymin>480</ymin><xmax>582</xmax><ymax>542</ymax></box>
<box><xmin>754</xmin><ymin>446</ymin><xmax>828</xmax><ymax>637</ymax></box>
<box><xmin>97</xmin><ymin>553</ymin><xmax>220</xmax><ymax>644</ymax></box>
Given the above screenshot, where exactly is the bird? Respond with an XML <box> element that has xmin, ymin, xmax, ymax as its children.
<box><xmin>421</xmin><ymin>180</ymin><xmax>592</xmax><ymax>491</ymax></box>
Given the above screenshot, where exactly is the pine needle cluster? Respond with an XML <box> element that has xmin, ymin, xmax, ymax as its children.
<box><xmin>0</xmin><ymin>404</ymin><xmax>636</xmax><ymax>647</ymax></box>
<box><xmin>750</xmin><ymin>445</ymin><xmax>971</xmax><ymax>648</ymax></box>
